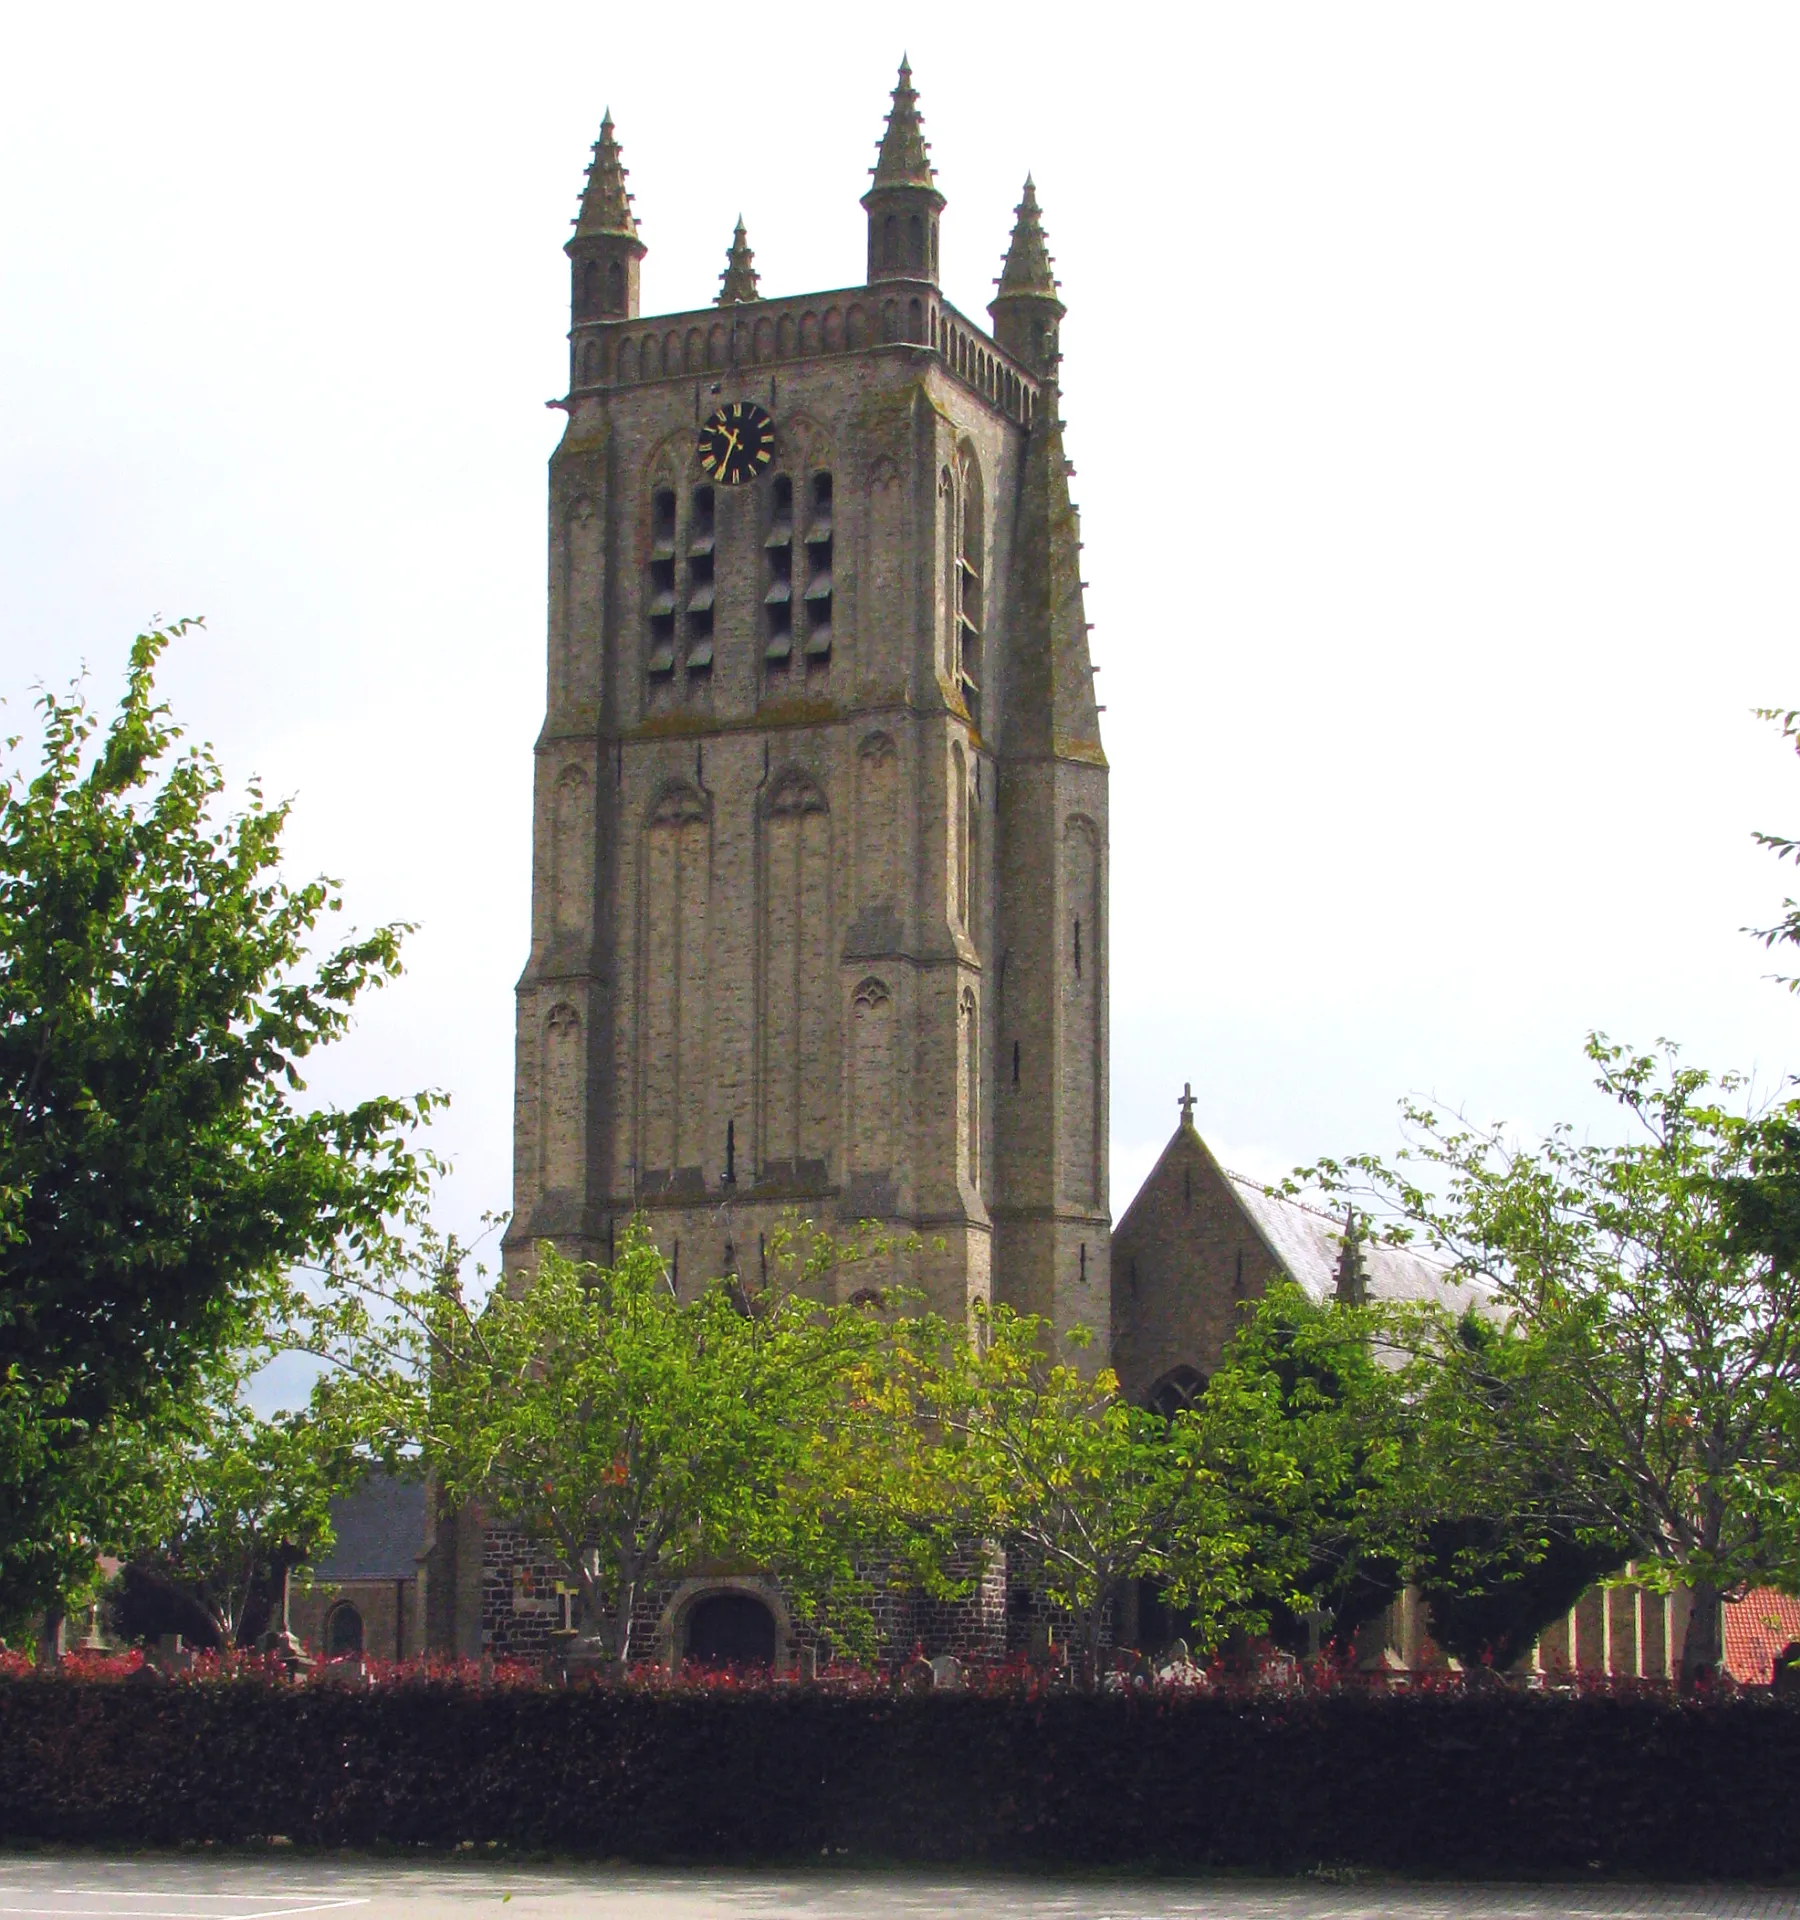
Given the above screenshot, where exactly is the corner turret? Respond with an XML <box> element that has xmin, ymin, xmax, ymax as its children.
<box><xmin>988</xmin><ymin>176</ymin><xmax>1065</xmax><ymax>379</ymax></box>
<box><xmin>567</xmin><ymin>110</ymin><xmax>646</xmax><ymax>322</ymax></box>
<box><xmin>861</xmin><ymin>58</ymin><xmax>944</xmax><ymax>288</ymax></box>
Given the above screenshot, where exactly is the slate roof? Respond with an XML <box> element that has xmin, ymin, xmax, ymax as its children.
<box><xmin>1225</xmin><ymin>1172</ymin><xmax>1492</xmax><ymax>1319</ymax></box>
<box><xmin>314</xmin><ymin>1473</ymin><xmax>427</xmax><ymax>1581</ymax></box>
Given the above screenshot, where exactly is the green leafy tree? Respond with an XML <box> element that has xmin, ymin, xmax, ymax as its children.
<box><xmin>0</xmin><ymin>624</ymin><xmax>439</xmax><ymax>1624</ymax></box>
<box><xmin>314</xmin><ymin>1220</ymin><xmax>906</xmax><ymax>1672</ymax></box>
<box><xmin>903</xmin><ymin>1306</ymin><xmax>1252</xmax><ymax>1687</ymax></box>
<box><xmin>1403</xmin><ymin>1309</ymin><xmax>1634</xmax><ymax>1670</ymax></box>
<box><xmin>0</xmin><ymin>1380</ymin><xmax>168</xmax><ymax>1647</ymax></box>
<box><xmin>115</xmin><ymin>1369</ymin><xmax>358</xmax><ymax>1650</ymax></box>
<box><xmin>1198</xmin><ymin>1280</ymin><xmax>1417</xmax><ymax>1653</ymax></box>
<box><xmin>1303</xmin><ymin>1037</ymin><xmax>1800</xmax><ymax>1684</ymax></box>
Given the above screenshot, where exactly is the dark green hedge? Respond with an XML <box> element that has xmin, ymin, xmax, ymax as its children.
<box><xmin>3</xmin><ymin>1677</ymin><xmax>1797</xmax><ymax>1876</ymax></box>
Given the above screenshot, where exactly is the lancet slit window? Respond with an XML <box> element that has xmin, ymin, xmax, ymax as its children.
<box><xmin>802</xmin><ymin>471</ymin><xmax>833</xmax><ymax>664</ymax></box>
<box><xmin>686</xmin><ymin>486</ymin><xmax>714</xmax><ymax>673</ymax></box>
<box><xmin>763</xmin><ymin>474</ymin><xmax>794</xmax><ymax>666</ymax></box>
<box><xmin>647</xmin><ymin>487</ymin><xmax>677</xmax><ymax>676</ymax></box>
<box><xmin>948</xmin><ymin>451</ymin><xmax>984</xmax><ymax>723</ymax></box>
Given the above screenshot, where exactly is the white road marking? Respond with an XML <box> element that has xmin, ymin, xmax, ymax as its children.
<box><xmin>0</xmin><ymin>1902</ymin><xmax>367</xmax><ymax>1920</ymax></box>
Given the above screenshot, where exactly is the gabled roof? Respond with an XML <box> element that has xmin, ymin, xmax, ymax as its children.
<box><xmin>1114</xmin><ymin>1106</ymin><xmax>1490</xmax><ymax>1321</ymax></box>
<box><xmin>1226</xmin><ymin>1172</ymin><xmax>1489</xmax><ymax>1318</ymax></box>
<box><xmin>314</xmin><ymin>1473</ymin><xmax>427</xmax><ymax>1581</ymax></box>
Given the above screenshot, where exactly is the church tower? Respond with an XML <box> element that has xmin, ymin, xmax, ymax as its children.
<box><xmin>507</xmin><ymin>65</ymin><xmax>1110</xmax><ymax>1344</ymax></box>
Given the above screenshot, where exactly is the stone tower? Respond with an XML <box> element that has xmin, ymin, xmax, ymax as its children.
<box><xmin>506</xmin><ymin>64</ymin><xmax>1110</xmax><ymax>1344</ymax></box>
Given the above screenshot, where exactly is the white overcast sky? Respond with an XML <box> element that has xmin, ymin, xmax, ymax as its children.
<box><xmin>2</xmin><ymin>2</ymin><xmax>1798</xmax><ymax>1236</ymax></box>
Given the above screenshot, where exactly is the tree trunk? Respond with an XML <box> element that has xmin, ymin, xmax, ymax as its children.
<box><xmin>37</xmin><ymin>1606</ymin><xmax>65</xmax><ymax>1669</ymax></box>
<box><xmin>1078</xmin><ymin>1587</ymin><xmax>1110</xmax><ymax>1693</ymax></box>
<box><xmin>1679</xmin><ymin>1579</ymin><xmax>1724</xmax><ymax>1690</ymax></box>
<box><xmin>611</xmin><ymin>1576</ymin><xmax>638</xmax><ymax>1676</ymax></box>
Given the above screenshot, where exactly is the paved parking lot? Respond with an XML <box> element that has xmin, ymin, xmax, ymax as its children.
<box><xmin>0</xmin><ymin>1860</ymin><xmax>1795</xmax><ymax>1920</ymax></box>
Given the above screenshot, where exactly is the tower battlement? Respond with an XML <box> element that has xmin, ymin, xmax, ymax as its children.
<box><xmin>569</xmin><ymin>290</ymin><xmax>1042</xmax><ymax>430</ymax></box>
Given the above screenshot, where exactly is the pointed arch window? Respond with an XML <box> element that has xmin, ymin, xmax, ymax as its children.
<box><xmin>647</xmin><ymin>484</ymin><xmax>714</xmax><ymax>684</ymax></box>
<box><xmin>959</xmin><ymin>985</ymin><xmax>981</xmax><ymax>1189</ymax></box>
<box><xmin>945</xmin><ymin>449</ymin><xmax>984</xmax><ymax>724</ymax></box>
<box><xmin>764</xmin><ymin>468</ymin><xmax>832</xmax><ymax>673</ymax></box>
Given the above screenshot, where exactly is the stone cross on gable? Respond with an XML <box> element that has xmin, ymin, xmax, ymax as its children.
<box><xmin>1178</xmin><ymin>1083</ymin><xmax>1196</xmax><ymax>1126</ymax></box>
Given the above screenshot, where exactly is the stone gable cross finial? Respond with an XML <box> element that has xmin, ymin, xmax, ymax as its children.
<box><xmin>1178</xmin><ymin>1083</ymin><xmax>1196</xmax><ymax>1127</ymax></box>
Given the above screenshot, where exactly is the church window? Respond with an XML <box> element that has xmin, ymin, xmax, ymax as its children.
<box><xmin>801</xmin><ymin>471</ymin><xmax>833</xmax><ymax>663</ymax></box>
<box><xmin>947</xmin><ymin>450</ymin><xmax>984</xmax><ymax>723</ymax></box>
<box><xmin>686</xmin><ymin>486</ymin><xmax>715</xmax><ymax>672</ymax></box>
<box><xmin>580</xmin><ymin>260</ymin><xmax>598</xmax><ymax>315</ymax></box>
<box><xmin>581</xmin><ymin>339</ymin><xmax>602</xmax><ymax>383</ymax></box>
<box><xmin>1148</xmin><ymin>1366</ymin><xmax>1205</xmax><ymax>1418</ymax></box>
<box><xmin>1012</xmin><ymin>1039</ymin><xmax>1019</xmax><ymax>1086</ymax></box>
<box><xmin>647</xmin><ymin>488</ymin><xmax>677</xmax><ymax>675</ymax></box>
<box><xmin>883</xmin><ymin>214</ymin><xmax>899</xmax><ymax>268</ymax></box>
<box><xmin>607</xmin><ymin>258</ymin><xmax>624</xmax><ymax>312</ymax></box>
<box><xmin>908</xmin><ymin>214</ymin><xmax>924</xmax><ymax>270</ymax></box>
<box><xmin>1073</xmin><ymin>916</ymin><xmax>1082</xmax><ymax>980</ymax></box>
<box><xmin>959</xmin><ymin>986</ymin><xmax>980</xmax><ymax>1187</ymax></box>
<box><xmin>325</xmin><ymin>1604</ymin><xmax>363</xmax><ymax>1658</ymax></box>
<box><xmin>764</xmin><ymin>474</ymin><xmax>793</xmax><ymax>664</ymax></box>
<box><xmin>647</xmin><ymin>484</ymin><xmax>717</xmax><ymax>689</ymax></box>
<box><xmin>952</xmin><ymin>743</ymin><xmax>968</xmax><ymax>927</ymax></box>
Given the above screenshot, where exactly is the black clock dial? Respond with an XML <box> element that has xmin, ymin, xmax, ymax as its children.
<box><xmin>697</xmin><ymin>399</ymin><xmax>775</xmax><ymax>485</ymax></box>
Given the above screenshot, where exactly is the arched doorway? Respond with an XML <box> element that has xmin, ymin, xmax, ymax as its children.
<box><xmin>685</xmin><ymin>1590</ymin><xmax>777</xmax><ymax>1668</ymax></box>
<box><xmin>325</xmin><ymin>1602</ymin><xmax>363</xmax><ymax>1658</ymax></box>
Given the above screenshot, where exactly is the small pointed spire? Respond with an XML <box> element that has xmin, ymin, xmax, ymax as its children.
<box><xmin>997</xmin><ymin>175</ymin><xmax>1058</xmax><ymax>299</ymax></box>
<box><xmin>1333</xmin><ymin>1207</ymin><xmax>1368</xmax><ymax>1308</ymax></box>
<box><xmin>989</xmin><ymin>175</ymin><xmax>1066</xmax><ymax>379</ymax></box>
<box><xmin>870</xmin><ymin>56</ymin><xmax>936</xmax><ymax>189</ymax></box>
<box><xmin>575</xmin><ymin>108</ymin><xmax>638</xmax><ymax>240</ymax></box>
<box><xmin>715</xmin><ymin>216</ymin><xmax>760</xmax><ymax>306</ymax></box>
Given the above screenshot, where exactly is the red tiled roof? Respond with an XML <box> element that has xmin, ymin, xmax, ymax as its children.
<box><xmin>1723</xmin><ymin>1587</ymin><xmax>1800</xmax><ymax>1685</ymax></box>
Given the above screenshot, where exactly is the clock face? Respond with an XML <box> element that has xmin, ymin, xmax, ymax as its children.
<box><xmin>697</xmin><ymin>400</ymin><xmax>775</xmax><ymax>486</ymax></box>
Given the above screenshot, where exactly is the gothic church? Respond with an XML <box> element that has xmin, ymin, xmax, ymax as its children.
<box><xmin>504</xmin><ymin>63</ymin><xmax>1109</xmax><ymax>1344</ymax></box>
<box><xmin>431</xmin><ymin>63</ymin><xmax>1419</xmax><ymax>1664</ymax></box>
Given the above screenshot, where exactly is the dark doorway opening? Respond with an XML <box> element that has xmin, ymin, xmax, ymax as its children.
<box><xmin>685</xmin><ymin>1591</ymin><xmax>777</xmax><ymax>1668</ymax></box>
<box><xmin>326</xmin><ymin>1603</ymin><xmax>364</xmax><ymax>1658</ymax></box>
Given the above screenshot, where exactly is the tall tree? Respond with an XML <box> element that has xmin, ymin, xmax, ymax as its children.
<box><xmin>312</xmin><ymin>1220</ymin><xmax>906</xmax><ymax>1672</ymax></box>
<box><xmin>1303</xmin><ymin>1037</ymin><xmax>1800</xmax><ymax>1684</ymax></box>
<box><xmin>0</xmin><ymin>624</ymin><xmax>439</xmax><ymax>1623</ymax></box>
<box><xmin>1197</xmin><ymin>1280</ymin><xmax>1417</xmax><ymax>1653</ymax></box>
<box><xmin>111</xmin><ymin>1365</ymin><xmax>359</xmax><ymax>1651</ymax></box>
<box><xmin>1402</xmin><ymin>1309</ymin><xmax>1635</xmax><ymax>1670</ymax></box>
<box><xmin>903</xmin><ymin>1306</ymin><xmax>1253</xmax><ymax>1687</ymax></box>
